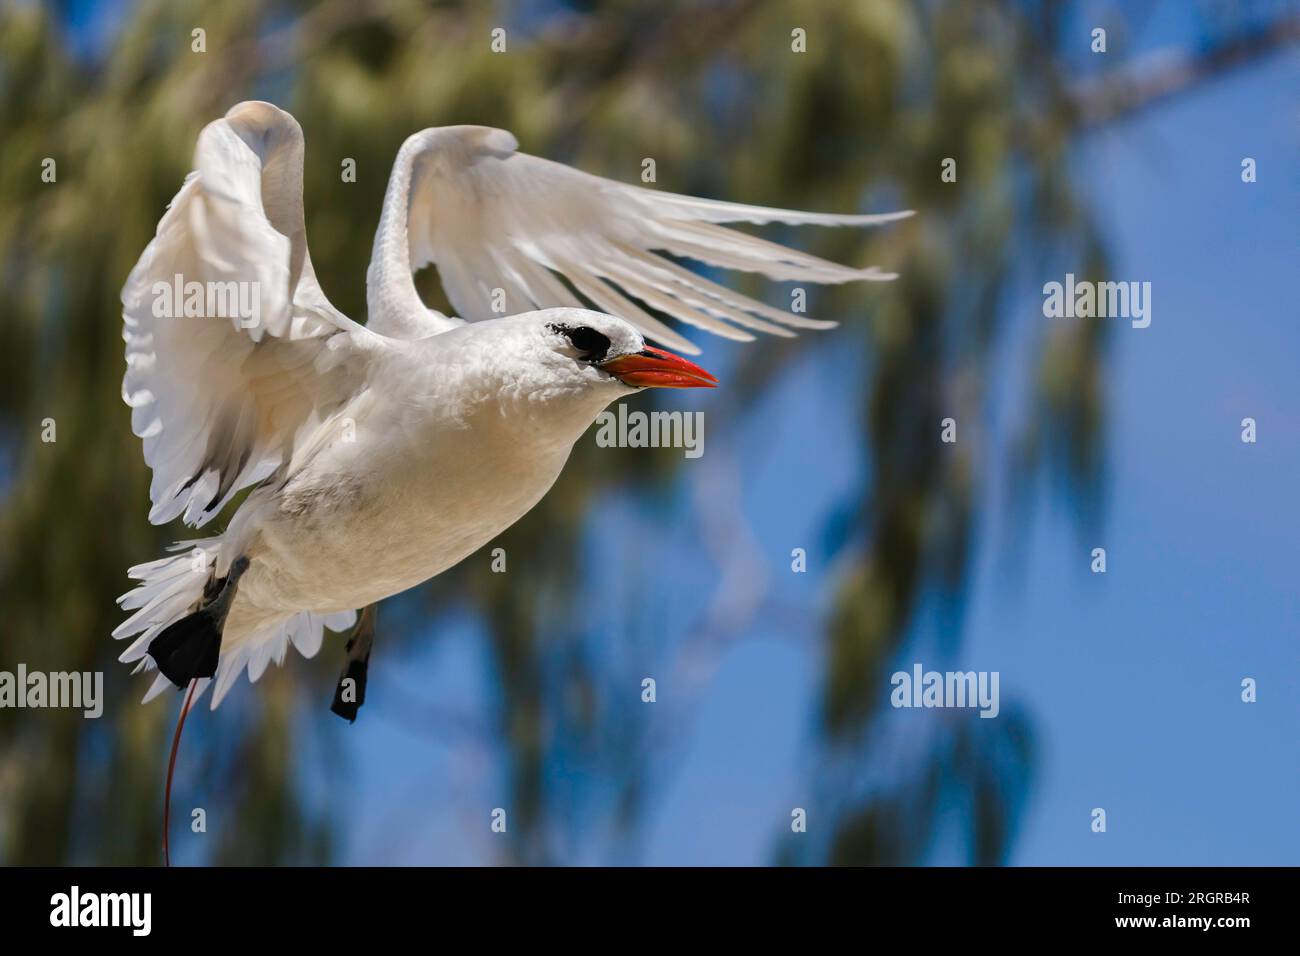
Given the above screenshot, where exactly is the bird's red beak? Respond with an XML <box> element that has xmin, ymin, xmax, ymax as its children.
<box><xmin>600</xmin><ymin>346</ymin><xmax>718</xmax><ymax>389</ymax></box>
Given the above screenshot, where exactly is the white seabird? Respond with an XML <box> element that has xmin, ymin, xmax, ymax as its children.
<box><xmin>114</xmin><ymin>101</ymin><xmax>910</xmax><ymax>715</ymax></box>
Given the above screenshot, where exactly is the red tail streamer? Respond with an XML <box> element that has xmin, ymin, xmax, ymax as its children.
<box><xmin>163</xmin><ymin>679</ymin><xmax>199</xmax><ymax>867</ymax></box>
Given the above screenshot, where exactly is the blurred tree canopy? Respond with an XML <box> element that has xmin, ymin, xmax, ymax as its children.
<box><xmin>1</xmin><ymin>0</ymin><xmax>1282</xmax><ymax>865</ymax></box>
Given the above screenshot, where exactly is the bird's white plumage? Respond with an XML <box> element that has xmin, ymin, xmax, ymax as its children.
<box><xmin>121</xmin><ymin>102</ymin><xmax>385</xmax><ymax>529</ymax></box>
<box><xmin>116</xmin><ymin>101</ymin><xmax>908</xmax><ymax>707</ymax></box>
<box><xmin>380</xmin><ymin>124</ymin><xmax>910</xmax><ymax>353</ymax></box>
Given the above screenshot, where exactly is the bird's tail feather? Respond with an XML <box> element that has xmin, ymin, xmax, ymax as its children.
<box><xmin>115</xmin><ymin>539</ymin><xmax>358</xmax><ymax>709</ymax></box>
<box><xmin>204</xmin><ymin>606</ymin><xmax>357</xmax><ymax>709</ymax></box>
<box><xmin>115</xmin><ymin>540</ymin><xmax>222</xmax><ymax>703</ymax></box>
<box><xmin>147</xmin><ymin>606</ymin><xmax>225</xmax><ymax>686</ymax></box>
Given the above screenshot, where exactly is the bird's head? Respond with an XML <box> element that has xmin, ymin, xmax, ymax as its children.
<box><xmin>541</xmin><ymin>309</ymin><xmax>716</xmax><ymax>391</ymax></box>
<box><xmin>441</xmin><ymin>308</ymin><xmax>716</xmax><ymax>444</ymax></box>
<box><xmin>473</xmin><ymin>307</ymin><xmax>714</xmax><ymax>414</ymax></box>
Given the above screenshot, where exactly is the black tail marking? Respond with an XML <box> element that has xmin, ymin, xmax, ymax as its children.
<box><xmin>330</xmin><ymin>604</ymin><xmax>377</xmax><ymax>723</ymax></box>
<box><xmin>147</xmin><ymin>556</ymin><xmax>249</xmax><ymax>689</ymax></box>
<box><xmin>148</xmin><ymin>609</ymin><xmax>224</xmax><ymax>686</ymax></box>
<box><xmin>330</xmin><ymin>656</ymin><xmax>369</xmax><ymax>723</ymax></box>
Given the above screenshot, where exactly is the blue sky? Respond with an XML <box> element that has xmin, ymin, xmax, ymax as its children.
<box><xmin>990</xmin><ymin>45</ymin><xmax>1300</xmax><ymax>865</ymax></box>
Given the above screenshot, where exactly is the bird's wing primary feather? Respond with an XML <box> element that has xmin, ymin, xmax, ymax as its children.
<box><xmin>402</xmin><ymin>126</ymin><xmax>911</xmax><ymax>354</ymax></box>
<box><xmin>122</xmin><ymin>101</ymin><xmax>384</xmax><ymax>528</ymax></box>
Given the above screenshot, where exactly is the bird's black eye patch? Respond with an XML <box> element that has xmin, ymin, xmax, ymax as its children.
<box><xmin>548</xmin><ymin>323</ymin><xmax>611</xmax><ymax>363</ymax></box>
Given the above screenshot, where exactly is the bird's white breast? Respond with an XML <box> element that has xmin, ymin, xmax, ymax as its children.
<box><xmin>229</xmin><ymin>351</ymin><xmax>589</xmax><ymax>617</ymax></box>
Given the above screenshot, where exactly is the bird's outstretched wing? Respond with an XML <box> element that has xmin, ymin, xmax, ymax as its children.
<box><xmin>399</xmin><ymin>126</ymin><xmax>911</xmax><ymax>354</ymax></box>
<box><xmin>122</xmin><ymin>102</ymin><xmax>383</xmax><ymax>528</ymax></box>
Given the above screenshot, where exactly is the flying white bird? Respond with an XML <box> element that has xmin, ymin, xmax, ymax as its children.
<box><xmin>114</xmin><ymin>101</ymin><xmax>910</xmax><ymax>721</ymax></box>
